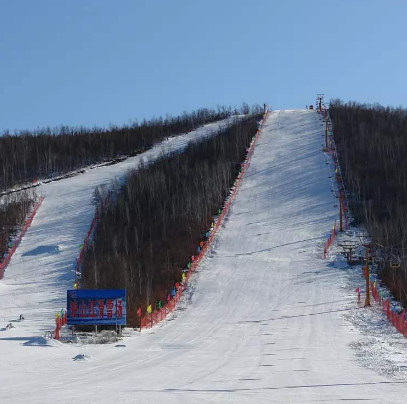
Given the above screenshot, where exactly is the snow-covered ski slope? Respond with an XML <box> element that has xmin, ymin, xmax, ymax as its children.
<box><xmin>1</xmin><ymin>110</ymin><xmax>407</xmax><ymax>403</ymax></box>
<box><xmin>0</xmin><ymin>117</ymin><xmax>235</xmax><ymax>330</ymax></box>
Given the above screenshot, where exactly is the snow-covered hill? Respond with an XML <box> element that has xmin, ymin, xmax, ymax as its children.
<box><xmin>1</xmin><ymin>110</ymin><xmax>406</xmax><ymax>403</ymax></box>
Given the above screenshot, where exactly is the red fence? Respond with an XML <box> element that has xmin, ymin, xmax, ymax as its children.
<box><xmin>365</xmin><ymin>272</ymin><xmax>407</xmax><ymax>338</ymax></box>
<box><xmin>323</xmin><ymin>221</ymin><xmax>337</xmax><ymax>259</ymax></box>
<box><xmin>0</xmin><ymin>196</ymin><xmax>44</xmax><ymax>280</ymax></box>
<box><xmin>54</xmin><ymin>310</ymin><xmax>67</xmax><ymax>340</ymax></box>
<box><xmin>139</xmin><ymin>110</ymin><xmax>269</xmax><ymax>330</ymax></box>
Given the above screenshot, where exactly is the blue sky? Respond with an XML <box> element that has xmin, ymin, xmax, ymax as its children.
<box><xmin>0</xmin><ymin>0</ymin><xmax>405</xmax><ymax>132</ymax></box>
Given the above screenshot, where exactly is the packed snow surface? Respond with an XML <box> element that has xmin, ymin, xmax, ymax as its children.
<box><xmin>1</xmin><ymin>110</ymin><xmax>407</xmax><ymax>403</ymax></box>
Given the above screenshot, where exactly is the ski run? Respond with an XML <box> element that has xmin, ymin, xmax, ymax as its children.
<box><xmin>1</xmin><ymin>110</ymin><xmax>407</xmax><ymax>404</ymax></box>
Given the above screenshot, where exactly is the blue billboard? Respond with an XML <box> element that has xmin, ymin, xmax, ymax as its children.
<box><xmin>67</xmin><ymin>289</ymin><xmax>126</xmax><ymax>326</ymax></box>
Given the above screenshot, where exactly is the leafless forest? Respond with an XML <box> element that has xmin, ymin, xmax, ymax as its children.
<box><xmin>81</xmin><ymin>115</ymin><xmax>261</xmax><ymax>325</ymax></box>
<box><xmin>0</xmin><ymin>107</ymin><xmax>235</xmax><ymax>192</ymax></box>
<box><xmin>330</xmin><ymin>100</ymin><xmax>407</xmax><ymax>306</ymax></box>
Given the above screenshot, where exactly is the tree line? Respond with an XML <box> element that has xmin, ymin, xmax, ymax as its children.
<box><xmin>80</xmin><ymin>114</ymin><xmax>261</xmax><ymax>326</ymax></box>
<box><xmin>329</xmin><ymin>100</ymin><xmax>407</xmax><ymax>306</ymax></box>
<box><xmin>0</xmin><ymin>105</ymin><xmax>262</xmax><ymax>193</ymax></box>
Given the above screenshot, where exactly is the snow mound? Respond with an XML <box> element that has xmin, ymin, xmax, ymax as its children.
<box><xmin>72</xmin><ymin>353</ymin><xmax>92</xmax><ymax>361</ymax></box>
